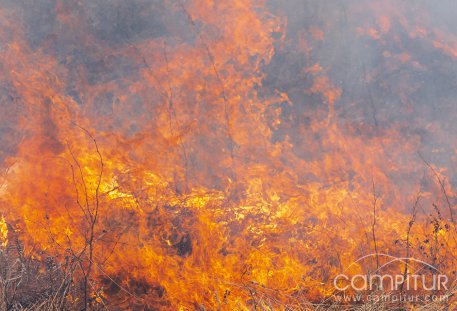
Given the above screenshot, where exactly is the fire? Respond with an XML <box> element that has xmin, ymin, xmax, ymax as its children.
<box><xmin>0</xmin><ymin>0</ymin><xmax>457</xmax><ymax>309</ymax></box>
<box><xmin>0</xmin><ymin>216</ymin><xmax>7</xmax><ymax>248</ymax></box>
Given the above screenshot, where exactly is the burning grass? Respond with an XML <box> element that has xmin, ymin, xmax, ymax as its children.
<box><xmin>2</xmin><ymin>0</ymin><xmax>457</xmax><ymax>310</ymax></box>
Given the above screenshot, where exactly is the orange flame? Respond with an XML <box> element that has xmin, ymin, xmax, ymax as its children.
<box><xmin>0</xmin><ymin>0</ymin><xmax>457</xmax><ymax>309</ymax></box>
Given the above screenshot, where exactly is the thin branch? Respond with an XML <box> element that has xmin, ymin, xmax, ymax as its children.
<box><xmin>371</xmin><ymin>177</ymin><xmax>379</xmax><ymax>272</ymax></box>
<box><xmin>418</xmin><ymin>152</ymin><xmax>455</xmax><ymax>224</ymax></box>
<box><xmin>400</xmin><ymin>193</ymin><xmax>421</xmax><ymax>294</ymax></box>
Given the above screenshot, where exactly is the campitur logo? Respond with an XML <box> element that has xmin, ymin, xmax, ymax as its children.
<box><xmin>331</xmin><ymin>253</ymin><xmax>451</xmax><ymax>304</ymax></box>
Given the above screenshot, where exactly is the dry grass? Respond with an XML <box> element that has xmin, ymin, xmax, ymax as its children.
<box><xmin>0</xmin><ymin>237</ymin><xmax>100</xmax><ymax>311</ymax></box>
<box><xmin>0</xmin><ymin>240</ymin><xmax>455</xmax><ymax>310</ymax></box>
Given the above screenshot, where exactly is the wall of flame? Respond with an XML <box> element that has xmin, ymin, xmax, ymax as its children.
<box><xmin>1</xmin><ymin>0</ymin><xmax>457</xmax><ymax>309</ymax></box>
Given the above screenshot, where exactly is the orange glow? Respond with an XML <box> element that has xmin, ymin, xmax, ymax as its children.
<box><xmin>0</xmin><ymin>216</ymin><xmax>7</xmax><ymax>248</ymax></box>
<box><xmin>0</xmin><ymin>0</ymin><xmax>457</xmax><ymax>309</ymax></box>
